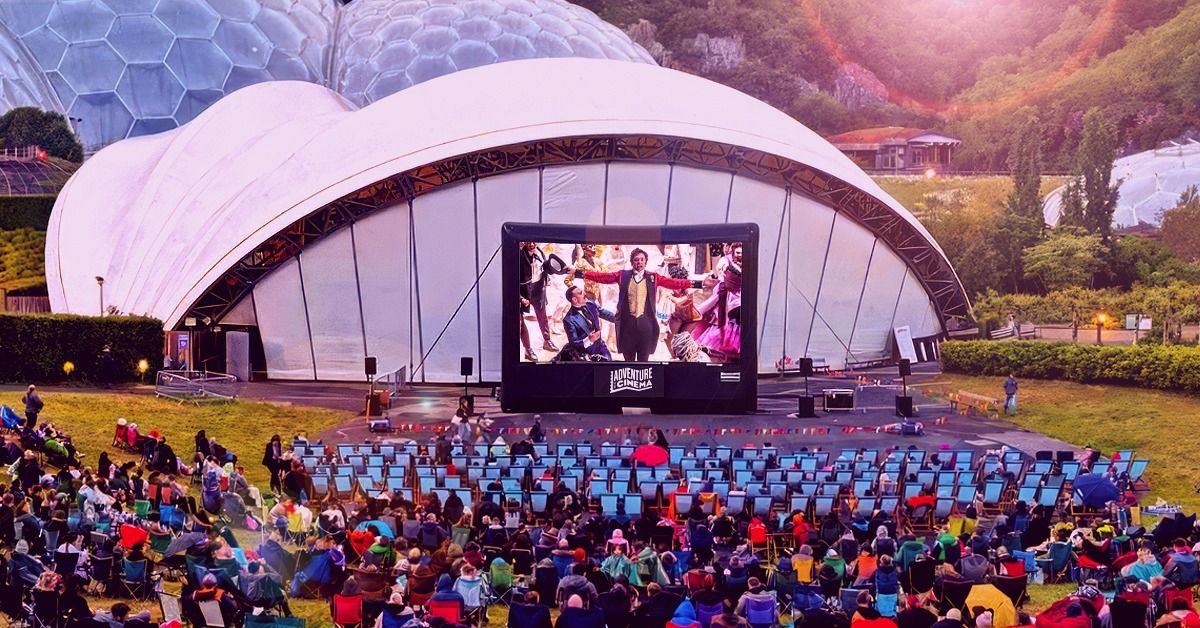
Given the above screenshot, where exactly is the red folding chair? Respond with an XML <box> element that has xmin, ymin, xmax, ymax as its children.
<box><xmin>428</xmin><ymin>598</ymin><xmax>464</xmax><ymax>624</ymax></box>
<box><xmin>331</xmin><ymin>593</ymin><xmax>363</xmax><ymax>627</ymax></box>
<box><xmin>1165</xmin><ymin>586</ymin><xmax>1195</xmax><ymax>612</ymax></box>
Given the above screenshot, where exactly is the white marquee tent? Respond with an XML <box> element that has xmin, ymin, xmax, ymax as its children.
<box><xmin>47</xmin><ymin>58</ymin><xmax>968</xmax><ymax>382</ymax></box>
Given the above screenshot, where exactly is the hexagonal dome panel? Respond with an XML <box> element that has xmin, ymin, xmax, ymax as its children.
<box><xmin>108</xmin><ymin>15</ymin><xmax>174</xmax><ymax>63</ymax></box>
<box><xmin>0</xmin><ymin>0</ymin><xmax>335</xmax><ymax>150</ymax></box>
<box><xmin>0</xmin><ymin>0</ymin><xmax>652</xmax><ymax>150</ymax></box>
<box><xmin>332</xmin><ymin>0</ymin><xmax>654</xmax><ymax>107</ymax></box>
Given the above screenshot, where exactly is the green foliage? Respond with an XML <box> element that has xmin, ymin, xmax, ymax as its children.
<box><xmin>941</xmin><ymin>340</ymin><xmax>1200</xmax><ymax>394</ymax></box>
<box><xmin>0</xmin><ymin>313</ymin><xmax>163</xmax><ymax>383</ymax></box>
<box><xmin>1160</xmin><ymin>186</ymin><xmax>1200</xmax><ymax>263</ymax></box>
<box><xmin>996</xmin><ymin>116</ymin><xmax>1046</xmax><ymax>291</ymax></box>
<box><xmin>1075</xmin><ymin>108</ymin><xmax>1121</xmax><ymax>241</ymax></box>
<box><xmin>0</xmin><ymin>228</ymin><xmax>45</xmax><ymax>292</ymax></box>
<box><xmin>1022</xmin><ymin>227</ymin><xmax>1106</xmax><ymax>291</ymax></box>
<box><xmin>0</xmin><ymin>194</ymin><xmax>56</xmax><ymax>230</ymax></box>
<box><xmin>1110</xmin><ymin>234</ymin><xmax>1200</xmax><ymax>288</ymax></box>
<box><xmin>0</xmin><ymin>107</ymin><xmax>82</xmax><ymax>162</ymax></box>
<box><xmin>973</xmin><ymin>283</ymin><xmax>1200</xmax><ymax>345</ymax></box>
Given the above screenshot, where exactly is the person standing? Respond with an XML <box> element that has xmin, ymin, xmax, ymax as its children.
<box><xmin>1003</xmin><ymin>374</ymin><xmax>1018</xmax><ymax>415</ymax></box>
<box><xmin>21</xmin><ymin>385</ymin><xmax>42</xmax><ymax>429</ymax></box>
<box><xmin>576</xmin><ymin>248</ymin><xmax>715</xmax><ymax>361</ymax></box>
<box><xmin>519</xmin><ymin>242</ymin><xmax>558</xmax><ymax>359</ymax></box>
<box><xmin>261</xmin><ymin>435</ymin><xmax>283</xmax><ymax>495</ymax></box>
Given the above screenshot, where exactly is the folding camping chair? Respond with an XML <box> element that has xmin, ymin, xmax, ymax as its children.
<box><xmin>744</xmin><ymin>593</ymin><xmax>778</xmax><ymax>628</ymax></box>
<box><xmin>901</xmin><ymin>558</ymin><xmax>937</xmax><ymax>604</ymax></box>
<box><xmin>1108</xmin><ymin>598</ymin><xmax>1149</xmax><ymax>627</ymax></box>
<box><xmin>331</xmin><ymin>593</ymin><xmax>363</xmax><ymax>627</ymax></box>
<box><xmin>940</xmin><ymin>579</ymin><xmax>973</xmax><ymax>615</ymax></box>
<box><xmin>994</xmin><ymin>574</ymin><xmax>1028</xmax><ymax>608</ymax></box>
<box><xmin>1035</xmin><ymin>541</ymin><xmax>1074</xmax><ymax>584</ymax></box>
<box><xmin>120</xmin><ymin>558</ymin><xmax>154</xmax><ymax>600</ymax></box>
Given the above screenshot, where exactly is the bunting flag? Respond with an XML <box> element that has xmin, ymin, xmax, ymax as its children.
<box><xmin>383</xmin><ymin>416</ymin><xmax>948</xmax><ymax>437</ymax></box>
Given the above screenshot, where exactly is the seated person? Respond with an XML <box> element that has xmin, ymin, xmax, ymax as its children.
<box><xmin>562</xmin><ymin>286</ymin><xmax>616</xmax><ymax>361</ymax></box>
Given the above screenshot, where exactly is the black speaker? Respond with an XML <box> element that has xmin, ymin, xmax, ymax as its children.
<box><xmin>364</xmin><ymin>392</ymin><xmax>382</xmax><ymax>416</ymax></box>
<box><xmin>368</xmin><ymin>418</ymin><xmax>391</xmax><ymax>433</ymax></box>
<box><xmin>798</xmin><ymin>357</ymin><xmax>813</xmax><ymax>377</ymax></box>
<box><xmin>460</xmin><ymin>356</ymin><xmax>473</xmax><ymax>377</ymax></box>
<box><xmin>898</xmin><ymin>358</ymin><xmax>911</xmax><ymax>377</ymax></box>
<box><xmin>895</xmin><ymin>395</ymin><xmax>914</xmax><ymax>418</ymax></box>
<box><xmin>364</xmin><ymin>356</ymin><xmax>377</xmax><ymax>376</ymax></box>
<box><xmin>797</xmin><ymin>395</ymin><xmax>817</xmax><ymax>418</ymax></box>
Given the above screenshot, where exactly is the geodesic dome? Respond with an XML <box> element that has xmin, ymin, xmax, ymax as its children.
<box><xmin>1044</xmin><ymin>141</ymin><xmax>1200</xmax><ymax>228</ymax></box>
<box><xmin>331</xmin><ymin>0</ymin><xmax>655</xmax><ymax>106</ymax></box>
<box><xmin>0</xmin><ymin>0</ymin><xmax>652</xmax><ymax>150</ymax></box>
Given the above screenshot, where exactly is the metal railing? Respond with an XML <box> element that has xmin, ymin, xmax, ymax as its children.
<box><xmin>375</xmin><ymin>365</ymin><xmax>407</xmax><ymax>397</ymax></box>
<box><xmin>155</xmin><ymin>370</ymin><xmax>242</xmax><ymax>404</ymax></box>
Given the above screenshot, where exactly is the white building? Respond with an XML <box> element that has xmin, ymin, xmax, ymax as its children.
<box><xmin>47</xmin><ymin>58</ymin><xmax>969</xmax><ymax>382</ymax></box>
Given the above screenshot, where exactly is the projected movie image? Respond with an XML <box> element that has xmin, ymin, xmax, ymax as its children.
<box><xmin>518</xmin><ymin>241</ymin><xmax>746</xmax><ymax>364</ymax></box>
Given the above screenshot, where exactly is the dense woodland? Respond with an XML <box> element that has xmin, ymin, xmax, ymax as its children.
<box><xmin>579</xmin><ymin>0</ymin><xmax>1196</xmax><ymax>170</ymax></box>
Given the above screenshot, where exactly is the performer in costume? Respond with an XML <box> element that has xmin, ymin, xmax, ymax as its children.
<box><xmin>562</xmin><ymin>286</ymin><xmax>616</xmax><ymax>360</ymax></box>
<box><xmin>690</xmin><ymin>242</ymin><xmax>743</xmax><ymax>363</ymax></box>
<box><xmin>575</xmin><ymin>248</ymin><xmax>716</xmax><ymax>361</ymax></box>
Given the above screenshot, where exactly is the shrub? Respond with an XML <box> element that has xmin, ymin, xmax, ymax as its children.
<box><xmin>0</xmin><ymin>313</ymin><xmax>163</xmax><ymax>383</ymax></box>
<box><xmin>941</xmin><ymin>340</ymin><xmax>1200</xmax><ymax>393</ymax></box>
<box><xmin>0</xmin><ymin>195</ymin><xmax>56</xmax><ymax>229</ymax></box>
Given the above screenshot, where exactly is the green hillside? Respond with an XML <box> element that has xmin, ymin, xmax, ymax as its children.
<box><xmin>580</xmin><ymin>0</ymin><xmax>1197</xmax><ymax>167</ymax></box>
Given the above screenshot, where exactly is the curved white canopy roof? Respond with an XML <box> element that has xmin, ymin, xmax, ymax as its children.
<box><xmin>48</xmin><ymin>57</ymin><xmax>949</xmax><ymax>327</ymax></box>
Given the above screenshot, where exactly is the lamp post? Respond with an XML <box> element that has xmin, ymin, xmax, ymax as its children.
<box><xmin>1096</xmin><ymin>313</ymin><xmax>1107</xmax><ymax>345</ymax></box>
<box><xmin>95</xmin><ymin>276</ymin><xmax>104</xmax><ymax>316</ymax></box>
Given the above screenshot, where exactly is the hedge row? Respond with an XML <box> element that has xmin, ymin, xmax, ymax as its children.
<box><xmin>941</xmin><ymin>340</ymin><xmax>1200</xmax><ymax>393</ymax></box>
<box><xmin>0</xmin><ymin>313</ymin><xmax>163</xmax><ymax>383</ymax></box>
<box><xmin>0</xmin><ymin>195</ymin><xmax>55</xmax><ymax>230</ymax></box>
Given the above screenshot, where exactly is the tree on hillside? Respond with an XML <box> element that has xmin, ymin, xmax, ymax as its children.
<box><xmin>995</xmin><ymin>114</ymin><xmax>1045</xmax><ymax>291</ymax></box>
<box><xmin>1022</xmin><ymin>227</ymin><xmax>1106</xmax><ymax>291</ymax></box>
<box><xmin>0</xmin><ymin>107</ymin><xmax>83</xmax><ymax>162</ymax></box>
<box><xmin>1075</xmin><ymin>108</ymin><xmax>1121</xmax><ymax>242</ymax></box>
<box><xmin>1160</xmin><ymin>185</ymin><xmax>1200</xmax><ymax>262</ymax></box>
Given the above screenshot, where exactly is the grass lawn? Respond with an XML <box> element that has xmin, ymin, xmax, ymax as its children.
<box><xmin>0</xmin><ymin>389</ymin><xmax>348</xmax><ymax>489</ymax></box>
<box><xmin>937</xmin><ymin>373</ymin><xmax>1200</xmax><ymax>512</ymax></box>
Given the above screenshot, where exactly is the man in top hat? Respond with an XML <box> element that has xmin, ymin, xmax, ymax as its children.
<box><xmin>575</xmin><ymin>248</ymin><xmax>716</xmax><ymax>361</ymax></box>
<box><xmin>519</xmin><ymin>242</ymin><xmax>559</xmax><ymax>360</ymax></box>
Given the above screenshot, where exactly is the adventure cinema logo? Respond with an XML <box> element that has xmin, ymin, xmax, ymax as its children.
<box><xmin>609</xmin><ymin>366</ymin><xmax>655</xmax><ymax>393</ymax></box>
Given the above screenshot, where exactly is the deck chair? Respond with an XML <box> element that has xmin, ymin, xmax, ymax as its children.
<box><xmin>994</xmin><ymin>574</ymin><xmax>1028</xmax><ymax>608</ymax></box>
<box><xmin>696</xmin><ymin>599</ymin><xmax>723</xmax><ymax>627</ymax></box>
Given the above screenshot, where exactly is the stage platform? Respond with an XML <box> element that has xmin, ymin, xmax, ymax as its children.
<box><xmin>239</xmin><ymin>363</ymin><xmax>1078</xmax><ymax>456</ymax></box>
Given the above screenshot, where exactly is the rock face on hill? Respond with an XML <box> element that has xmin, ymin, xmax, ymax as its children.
<box><xmin>679</xmin><ymin>32</ymin><xmax>746</xmax><ymax>72</ymax></box>
<box><xmin>834</xmin><ymin>62</ymin><xmax>889</xmax><ymax>110</ymax></box>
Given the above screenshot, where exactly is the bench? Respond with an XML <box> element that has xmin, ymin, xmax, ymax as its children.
<box><xmin>949</xmin><ymin>390</ymin><xmax>1000</xmax><ymax>417</ymax></box>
